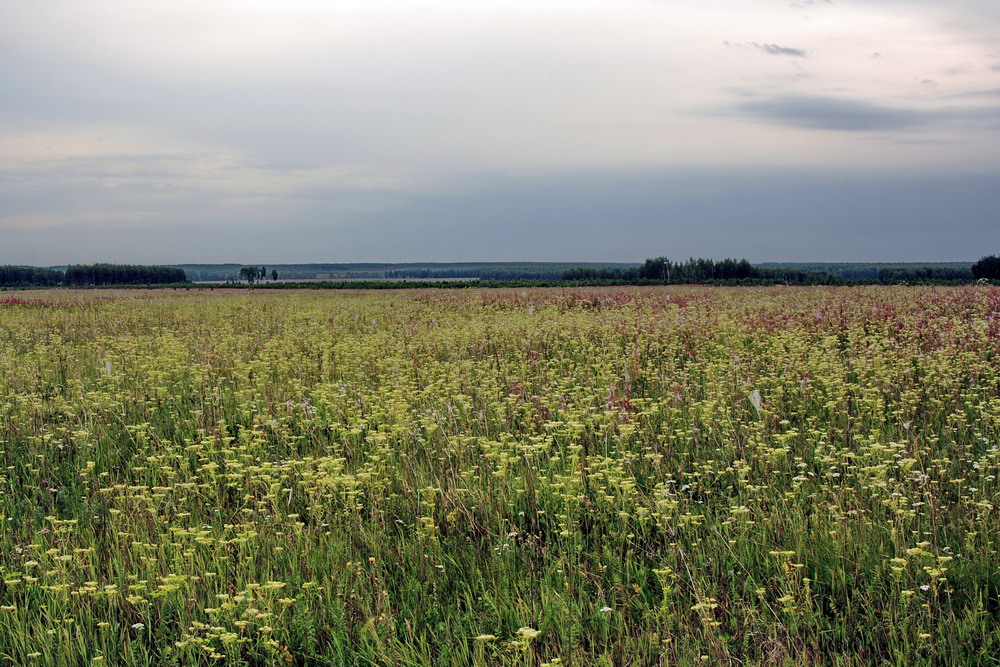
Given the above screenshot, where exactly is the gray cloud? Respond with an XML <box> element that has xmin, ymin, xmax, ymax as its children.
<box><xmin>1</xmin><ymin>167</ymin><xmax>997</xmax><ymax>265</ymax></box>
<box><xmin>737</xmin><ymin>95</ymin><xmax>944</xmax><ymax>131</ymax></box>
<box><xmin>753</xmin><ymin>43</ymin><xmax>808</xmax><ymax>57</ymax></box>
<box><xmin>949</xmin><ymin>87</ymin><xmax>1000</xmax><ymax>98</ymax></box>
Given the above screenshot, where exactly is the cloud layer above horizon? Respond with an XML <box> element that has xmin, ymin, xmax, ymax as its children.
<box><xmin>2</xmin><ymin>0</ymin><xmax>999</xmax><ymax>264</ymax></box>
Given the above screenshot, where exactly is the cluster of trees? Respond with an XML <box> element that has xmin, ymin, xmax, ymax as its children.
<box><xmin>876</xmin><ymin>266</ymin><xmax>973</xmax><ymax>283</ymax></box>
<box><xmin>756</xmin><ymin>263</ymin><xmax>970</xmax><ymax>282</ymax></box>
<box><xmin>564</xmin><ymin>257</ymin><xmax>999</xmax><ymax>286</ymax></box>
<box><xmin>1</xmin><ymin>264</ymin><xmax>187</xmax><ymax>287</ymax></box>
<box><xmin>563</xmin><ymin>257</ymin><xmax>837</xmax><ymax>285</ymax></box>
<box><xmin>0</xmin><ymin>266</ymin><xmax>64</xmax><ymax>287</ymax></box>
<box><xmin>64</xmin><ymin>264</ymin><xmax>187</xmax><ymax>286</ymax></box>
<box><xmin>560</xmin><ymin>267</ymin><xmax>633</xmax><ymax>281</ymax></box>
<box><xmin>972</xmin><ymin>256</ymin><xmax>1000</xmax><ymax>280</ymax></box>
<box><xmin>235</xmin><ymin>266</ymin><xmax>278</xmax><ymax>283</ymax></box>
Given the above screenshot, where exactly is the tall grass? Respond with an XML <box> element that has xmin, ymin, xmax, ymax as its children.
<box><xmin>0</xmin><ymin>286</ymin><xmax>998</xmax><ymax>665</ymax></box>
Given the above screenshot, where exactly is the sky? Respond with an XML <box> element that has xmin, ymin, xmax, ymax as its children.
<box><xmin>1</xmin><ymin>0</ymin><xmax>999</xmax><ymax>265</ymax></box>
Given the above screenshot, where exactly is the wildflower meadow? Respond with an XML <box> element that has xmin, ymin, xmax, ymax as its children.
<box><xmin>1</xmin><ymin>286</ymin><xmax>998</xmax><ymax>665</ymax></box>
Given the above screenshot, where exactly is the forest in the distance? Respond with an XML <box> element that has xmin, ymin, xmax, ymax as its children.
<box><xmin>1</xmin><ymin>257</ymin><xmax>998</xmax><ymax>288</ymax></box>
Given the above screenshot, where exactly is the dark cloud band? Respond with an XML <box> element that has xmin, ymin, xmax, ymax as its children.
<box><xmin>738</xmin><ymin>95</ymin><xmax>940</xmax><ymax>131</ymax></box>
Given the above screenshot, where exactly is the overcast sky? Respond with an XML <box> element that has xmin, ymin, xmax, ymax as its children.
<box><xmin>2</xmin><ymin>0</ymin><xmax>999</xmax><ymax>265</ymax></box>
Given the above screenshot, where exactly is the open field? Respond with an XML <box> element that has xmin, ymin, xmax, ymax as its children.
<box><xmin>1</xmin><ymin>286</ymin><xmax>999</xmax><ymax>665</ymax></box>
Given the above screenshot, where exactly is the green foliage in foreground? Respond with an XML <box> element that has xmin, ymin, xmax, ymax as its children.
<box><xmin>1</xmin><ymin>286</ymin><xmax>1000</xmax><ymax>665</ymax></box>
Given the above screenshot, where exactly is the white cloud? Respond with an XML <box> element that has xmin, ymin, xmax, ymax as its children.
<box><xmin>4</xmin><ymin>1</ymin><xmax>998</xmax><ymax>171</ymax></box>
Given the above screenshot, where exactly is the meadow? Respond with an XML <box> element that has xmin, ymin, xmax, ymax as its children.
<box><xmin>0</xmin><ymin>286</ymin><xmax>998</xmax><ymax>665</ymax></box>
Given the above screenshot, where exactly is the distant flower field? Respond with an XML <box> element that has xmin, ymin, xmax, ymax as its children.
<box><xmin>1</xmin><ymin>286</ymin><xmax>999</xmax><ymax>665</ymax></box>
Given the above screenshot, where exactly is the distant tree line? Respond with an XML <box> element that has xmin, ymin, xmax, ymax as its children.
<box><xmin>875</xmin><ymin>266</ymin><xmax>973</xmax><ymax>283</ymax></box>
<box><xmin>2</xmin><ymin>264</ymin><xmax>185</xmax><ymax>287</ymax></box>
<box><xmin>0</xmin><ymin>266</ymin><xmax>64</xmax><ymax>287</ymax></box>
<box><xmin>64</xmin><ymin>264</ymin><xmax>187</xmax><ymax>286</ymax></box>
<box><xmin>1</xmin><ymin>264</ymin><xmax>187</xmax><ymax>287</ymax></box>
<box><xmin>563</xmin><ymin>258</ymin><xmax>839</xmax><ymax>285</ymax></box>
<box><xmin>756</xmin><ymin>263</ymin><xmax>968</xmax><ymax>282</ymax></box>
<box><xmin>563</xmin><ymin>257</ymin><xmax>995</xmax><ymax>285</ymax></box>
<box><xmin>3</xmin><ymin>257</ymin><xmax>996</xmax><ymax>289</ymax></box>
